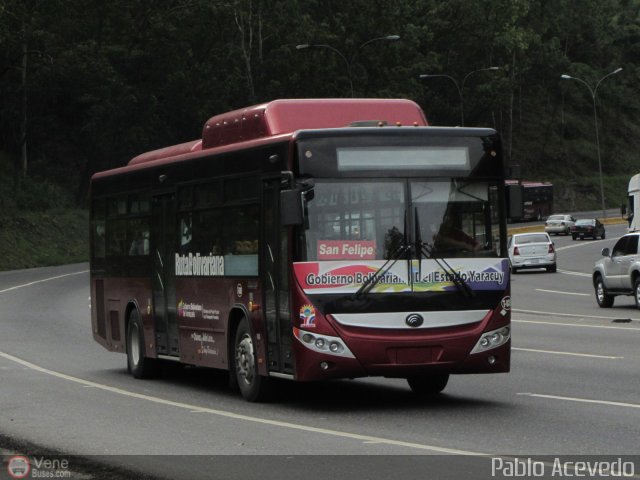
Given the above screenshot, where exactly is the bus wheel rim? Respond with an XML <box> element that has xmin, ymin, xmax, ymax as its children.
<box><xmin>236</xmin><ymin>333</ymin><xmax>255</xmax><ymax>385</ymax></box>
<box><xmin>130</xmin><ymin>324</ymin><xmax>140</xmax><ymax>366</ymax></box>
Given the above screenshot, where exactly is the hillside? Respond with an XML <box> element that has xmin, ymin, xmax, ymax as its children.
<box><xmin>0</xmin><ymin>156</ymin><xmax>88</xmax><ymax>271</ymax></box>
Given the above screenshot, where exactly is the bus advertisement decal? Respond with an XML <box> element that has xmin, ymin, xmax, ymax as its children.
<box><xmin>412</xmin><ymin>259</ymin><xmax>508</xmax><ymax>292</ymax></box>
<box><xmin>299</xmin><ymin>304</ymin><xmax>317</xmax><ymax>328</ymax></box>
<box><xmin>317</xmin><ymin>240</ymin><xmax>377</xmax><ymax>260</ymax></box>
<box><xmin>175</xmin><ymin>253</ymin><xmax>224</xmax><ymax>276</ymax></box>
<box><xmin>294</xmin><ymin>259</ymin><xmax>508</xmax><ymax>294</ymax></box>
<box><xmin>294</xmin><ymin>261</ymin><xmax>411</xmax><ymax>294</ymax></box>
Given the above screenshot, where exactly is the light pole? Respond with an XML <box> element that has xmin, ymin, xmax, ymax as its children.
<box><xmin>561</xmin><ymin>67</ymin><xmax>623</xmax><ymax>218</ymax></box>
<box><xmin>296</xmin><ymin>35</ymin><xmax>400</xmax><ymax>97</ymax></box>
<box><xmin>419</xmin><ymin>67</ymin><xmax>500</xmax><ymax>126</ymax></box>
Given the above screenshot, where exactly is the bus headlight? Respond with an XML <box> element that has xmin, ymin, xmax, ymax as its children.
<box><xmin>293</xmin><ymin>328</ymin><xmax>355</xmax><ymax>358</ymax></box>
<box><xmin>470</xmin><ymin>325</ymin><xmax>511</xmax><ymax>354</ymax></box>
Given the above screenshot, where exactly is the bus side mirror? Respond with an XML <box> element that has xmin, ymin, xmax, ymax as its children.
<box><xmin>280</xmin><ymin>189</ymin><xmax>304</xmax><ymax>226</ymax></box>
<box><xmin>601</xmin><ymin>247</ymin><xmax>610</xmax><ymax>257</ymax></box>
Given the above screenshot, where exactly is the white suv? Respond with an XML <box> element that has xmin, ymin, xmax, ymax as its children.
<box><xmin>593</xmin><ymin>233</ymin><xmax>640</xmax><ymax>308</ymax></box>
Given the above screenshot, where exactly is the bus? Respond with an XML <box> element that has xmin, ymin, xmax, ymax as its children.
<box><xmin>628</xmin><ymin>173</ymin><xmax>640</xmax><ymax>231</ymax></box>
<box><xmin>505</xmin><ymin>180</ymin><xmax>553</xmax><ymax>222</ymax></box>
<box><xmin>89</xmin><ymin>98</ymin><xmax>511</xmax><ymax>402</ymax></box>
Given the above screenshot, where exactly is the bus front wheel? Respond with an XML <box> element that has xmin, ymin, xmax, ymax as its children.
<box><xmin>407</xmin><ymin>373</ymin><xmax>449</xmax><ymax>396</ymax></box>
<box><xmin>127</xmin><ymin>310</ymin><xmax>158</xmax><ymax>379</ymax></box>
<box><xmin>234</xmin><ymin>318</ymin><xmax>272</xmax><ymax>402</ymax></box>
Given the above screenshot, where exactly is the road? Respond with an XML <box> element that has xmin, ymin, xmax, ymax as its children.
<box><xmin>1</xmin><ymin>224</ymin><xmax>639</xmax><ymax>479</ymax></box>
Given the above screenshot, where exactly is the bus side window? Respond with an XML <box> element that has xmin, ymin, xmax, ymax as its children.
<box><xmin>91</xmin><ymin>199</ymin><xmax>106</xmax><ymax>259</ymax></box>
<box><xmin>128</xmin><ymin>218</ymin><xmax>150</xmax><ymax>256</ymax></box>
<box><xmin>106</xmin><ymin>219</ymin><xmax>127</xmax><ymax>257</ymax></box>
<box><xmin>193</xmin><ymin>210</ymin><xmax>223</xmax><ymax>255</ymax></box>
<box><xmin>179</xmin><ymin>214</ymin><xmax>193</xmax><ymax>253</ymax></box>
<box><xmin>223</xmin><ymin>205</ymin><xmax>259</xmax><ymax>276</ymax></box>
<box><xmin>93</xmin><ymin>222</ymin><xmax>106</xmax><ymax>258</ymax></box>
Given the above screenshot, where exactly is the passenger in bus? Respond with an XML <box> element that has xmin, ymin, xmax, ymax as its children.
<box><xmin>383</xmin><ymin>226</ymin><xmax>404</xmax><ymax>258</ymax></box>
<box><xmin>180</xmin><ymin>216</ymin><xmax>193</xmax><ymax>253</ymax></box>
<box><xmin>129</xmin><ymin>230</ymin><xmax>149</xmax><ymax>255</ymax></box>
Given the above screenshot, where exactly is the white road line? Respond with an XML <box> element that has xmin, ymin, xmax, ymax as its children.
<box><xmin>514</xmin><ymin>308</ymin><xmax>640</xmax><ymax>322</ymax></box>
<box><xmin>0</xmin><ymin>351</ymin><xmax>489</xmax><ymax>456</ymax></box>
<box><xmin>517</xmin><ymin>392</ymin><xmax>640</xmax><ymax>410</ymax></box>
<box><xmin>0</xmin><ymin>270</ymin><xmax>88</xmax><ymax>294</ymax></box>
<box><xmin>557</xmin><ymin>269</ymin><xmax>592</xmax><ymax>277</ymax></box>
<box><xmin>535</xmin><ymin>289</ymin><xmax>590</xmax><ymax>296</ymax></box>
<box><xmin>513</xmin><ymin>319</ymin><xmax>640</xmax><ymax>331</ymax></box>
<box><xmin>513</xmin><ymin>347</ymin><xmax>623</xmax><ymax>359</ymax></box>
<box><xmin>555</xmin><ymin>238</ymin><xmax>613</xmax><ymax>251</ymax></box>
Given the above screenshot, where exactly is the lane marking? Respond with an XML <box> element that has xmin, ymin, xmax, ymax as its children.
<box><xmin>514</xmin><ymin>308</ymin><xmax>640</xmax><ymax>322</ymax></box>
<box><xmin>514</xmin><ymin>319</ymin><xmax>640</xmax><ymax>331</ymax></box>
<box><xmin>0</xmin><ymin>270</ymin><xmax>88</xmax><ymax>294</ymax></box>
<box><xmin>0</xmin><ymin>351</ymin><xmax>488</xmax><ymax>456</ymax></box>
<box><xmin>557</xmin><ymin>269</ymin><xmax>591</xmax><ymax>277</ymax></box>
<box><xmin>513</xmin><ymin>347</ymin><xmax>623</xmax><ymax>359</ymax></box>
<box><xmin>555</xmin><ymin>236</ymin><xmax>617</xmax><ymax>251</ymax></box>
<box><xmin>535</xmin><ymin>289</ymin><xmax>589</xmax><ymax>296</ymax></box>
<box><xmin>518</xmin><ymin>392</ymin><xmax>640</xmax><ymax>410</ymax></box>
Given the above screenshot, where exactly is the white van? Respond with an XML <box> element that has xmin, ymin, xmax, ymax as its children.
<box><xmin>628</xmin><ymin>174</ymin><xmax>640</xmax><ymax>232</ymax></box>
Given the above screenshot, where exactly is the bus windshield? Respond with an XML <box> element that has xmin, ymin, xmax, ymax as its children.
<box><xmin>301</xmin><ymin>179</ymin><xmax>502</xmax><ymax>261</ymax></box>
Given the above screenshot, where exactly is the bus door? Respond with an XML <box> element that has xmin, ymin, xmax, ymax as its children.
<box><xmin>262</xmin><ymin>178</ymin><xmax>293</xmax><ymax>375</ymax></box>
<box><xmin>151</xmin><ymin>193</ymin><xmax>179</xmax><ymax>356</ymax></box>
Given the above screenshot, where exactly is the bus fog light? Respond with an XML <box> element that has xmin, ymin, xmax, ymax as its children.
<box><xmin>320</xmin><ymin>362</ymin><xmax>329</xmax><ymax>370</ymax></box>
<box><xmin>488</xmin><ymin>356</ymin><xmax>496</xmax><ymax>365</ymax></box>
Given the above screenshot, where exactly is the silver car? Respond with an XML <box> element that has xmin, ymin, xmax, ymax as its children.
<box><xmin>545</xmin><ymin>214</ymin><xmax>576</xmax><ymax>235</ymax></box>
<box><xmin>593</xmin><ymin>233</ymin><xmax>640</xmax><ymax>308</ymax></box>
<box><xmin>508</xmin><ymin>232</ymin><xmax>557</xmax><ymax>273</ymax></box>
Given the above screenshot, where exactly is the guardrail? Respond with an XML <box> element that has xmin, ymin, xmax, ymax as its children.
<box><xmin>508</xmin><ymin>216</ymin><xmax>627</xmax><ymax>235</ymax></box>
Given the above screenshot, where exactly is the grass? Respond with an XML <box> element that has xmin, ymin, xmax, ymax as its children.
<box><xmin>0</xmin><ymin>154</ymin><xmax>89</xmax><ymax>271</ymax></box>
<box><xmin>0</xmin><ymin>208</ymin><xmax>89</xmax><ymax>271</ymax></box>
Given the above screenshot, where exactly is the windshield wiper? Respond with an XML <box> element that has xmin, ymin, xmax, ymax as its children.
<box><xmin>414</xmin><ymin>209</ymin><xmax>474</xmax><ymax>298</ymax></box>
<box><xmin>354</xmin><ymin>211</ymin><xmax>410</xmax><ymax>298</ymax></box>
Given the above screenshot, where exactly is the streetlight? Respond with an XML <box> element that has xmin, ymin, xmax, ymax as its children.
<box><xmin>296</xmin><ymin>35</ymin><xmax>400</xmax><ymax>97</ymax></box>
<box><xmin>561</xmin><ymin>67</ymin><xmax>623</xmax><ymax>218</ymax></box>
<box><xmin>419</xmin><ymin>67</ymin><xmax>500</xmax><ymax>126</ymax></box>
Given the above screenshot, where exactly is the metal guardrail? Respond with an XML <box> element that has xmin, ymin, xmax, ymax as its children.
<box><xmin>508</xmin><ymin>210</ymin><xmax>627</xmax><ymax>235</ymax></box>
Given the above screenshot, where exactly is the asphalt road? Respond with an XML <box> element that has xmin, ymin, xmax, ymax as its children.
<box><xmin>1</xmin><ymin>225</ymin><xmax>639</xmax><ymax>479</ymax></box>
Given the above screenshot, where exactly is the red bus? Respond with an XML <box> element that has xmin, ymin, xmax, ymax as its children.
<box><xmin>505</xmin><ymin>180</ymin><xmax>553</xmax><ymax>222</ymax></box>
<box><xmin>90</xmin><ymin>99</ymin><xmax>511</xmax><ymax>402</ymax></box>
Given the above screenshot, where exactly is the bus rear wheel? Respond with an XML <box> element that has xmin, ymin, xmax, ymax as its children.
<box><xmin>407</xmin><ymin>373</ymin><xmax>449</xmax><ymax>396</ymax></box>
<box><xmin>127</xmin><ymin>310</ymin><xmax>158</xmax><ymax>379</ymax></box>
<box><xmin>234</xmin><ymin>318</ymin><xmax>272</xmax><ymax>402</ymax></box>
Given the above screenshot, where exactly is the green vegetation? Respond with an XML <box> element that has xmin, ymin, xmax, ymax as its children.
<box><xmin>0</xmin><ymin>156</ymin><xmax>88</xmax><ymax>270</ymax></box>
<box><xmin>1</xmin><ymin>0</ymin><xmax>639</xmax><ymax>270</ymax></box>
<box><xmin>0</xmin><ymin>208</ymin><xmax>88</xmax><ymax>271</ymax></box>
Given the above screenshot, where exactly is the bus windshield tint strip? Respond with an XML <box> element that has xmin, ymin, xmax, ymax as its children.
<box><xmin>337</xmin><ymin>146</ymin><xmax>470</xmax><ymax>171</ymax></box>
